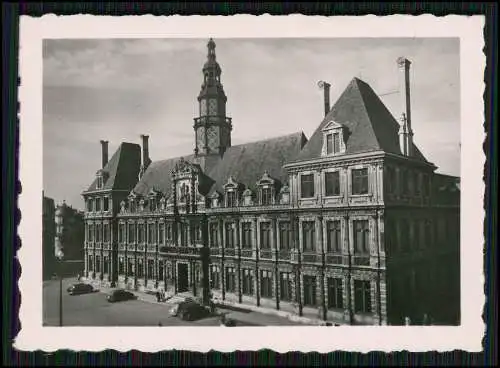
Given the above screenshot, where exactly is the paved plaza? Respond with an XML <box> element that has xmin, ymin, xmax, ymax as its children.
<box><xmin>43</xmin><ymin>277</ymin><xmax>308</xmax><ymax>327</ymax></box>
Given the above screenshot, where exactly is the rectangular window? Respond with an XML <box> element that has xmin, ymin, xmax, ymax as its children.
<box><xmin>302</xmin><ymin>221</ymin><xmax>316</xmax><ymax>252</ymax></box>
<box><xmin>193</xmin><ymin>224</ymin><xmax>201</xmax><ymax>243</ymax></box>
<box><xmin>180</xmin><ymin>223</ymin><xmax>188</xmax><ymax>246</ymax></box>
<box><xmin>88</xmin><ymin>255</ymin><xmax>93</xmax><ymax>271</ymax></box>
<box><xmin>147</xmin><ymin>259</ymin><xmax>154</xmax><ymax>279</ymax></box>
<box><xmin>88</xmin><ymin>225</ymin><xmax>94</xmax><ymax>242</ymax></box>
<box><xmin>280</xmin><ymin>272</ymin><xmax>293</xmax><ymax>301</ymax></box>
<box><xmin>242</xmin><ymin>223</ymin><xmax>252</xmax><ymax>249</ymax></box>
<box><xmin>279</xmin><ymin>222</ymin><xmax>291</xmax><ymax>250</ymax></box>
<box><xmin>209</xmin><ymin>223</ymin><xmax>219</xmax><ymax>247</ymax></box>
<box><xmin>242</xmin><ymin>269</ymin><xmax>254</xmax><ymax>295</ymax></box>
<box><xmin>325</xmin><ymin>171</ymin><xmax>341</xmax><ymax>196</ymax></box>
<box><xmin>303</xmin><ymin>275</ymin><xmax>317</xmax><ymax>306</ymax></box>
<box><xmin>166</xmin><ymin>223</ymin><xmax>172</xmax><ymax>241</ymax></box>
<box><xmin>87</xmin><ymin>199</ymin><xmax>93</xmax><ymax>212</ymax></box>
<box><xmin>118</xmin><ymin>258</ymin><xmax>124</xmax><ymax>274</ymax></box>
<box><xmin>225</xmin><ymin>267</ymin><xmax>236</xmax><ymax>293</ymax></box>
<box><xmin>138</xmin><ymin>224</ymin><xmax>145</xmax><ymax>244</ymax></box>
<box><xmin>260</xmin><ymin>222</ymin><xmax>271</xmax><ymax>249</ymax></box>
<box><xmin>225</xmin><ymin>223</ymin><xmax>235</xmax><ymax>248</ymax></box>
<box><xmin>210</xmin><ymin>265</ymin><xmax>220</xmax><ymax>289</ymax></box>
<box><xmin>118</xmin><ymin>224</ymin><xmax>125</xmax><ymax>243</ymax></box>
<box><xmin>103</xmin><ymin>224</ymin><xmax>109</xmax><ymax>243</ymax></box>
<box><xmin>333</xmin><ymin>133</ymin><xmax>340</xmax><ymax>154</ymax></box>
<box><xmin>326</xmin><ymin>220</ymin><xmax>341</xmax><ymax>253</ymax></box>
<box><xmin>300</xmin><ymin>174</ymin><xmax>315</xmax><ymax>198</ymax></box>
<box><xmin>95</xmin><ymin>198</ymin><xmax>101</xmax><ymax>212</ymax></box>
<box><xmin>96</xmin><ymin>224</ymin><xmax>102</xmax><ymax>242</ymax></box>
<box><xmin>158</xmin><ymin>223</ymin><xmax>164</xmax><ymax>245</ymax></box>
<box><xmin>226</xmin><ymin>191</ymin><xmax>237</xmax><ymax>207</ymax></box>
<box><xmin>354</xmin><ymin>220</ymin><xmax>370</xmax><ymax>254</ymax></box>
<box><xmin>261</xmin><ymin>187</ymin><xmax>273</xmax><ymax>205</ymax></box>
<box><xmin>326</xmin><ymin>133</ymin><xmax>333</xmax><ymax>154</ymax></box>
<box><xmin>103</xmin><ymin>256</ymin><xmax>109</xmax><ymax>273</ymax></box>
<box><xmin>128</xmin><ymin>223</ymin><xmax>135</xmax><ymax>243</ymax></box>
<box><xmin>95</xmin><ymin>255</ymin><xmax>101</xmax><ymax>272</ymax></box>
<box><xmin>260</xmin><ymin>270</ymin><xmax>273</xmax><ymax>298</ymax></box>
<box><xmin>354</xmin><ymin>280</ymin><xmax>372</xmax><ymax>313</ymax></box>
<box><xmin>148</xmin><ymin>223</ymin><xmax>156</xmax><ymax>245</ymax></box>
<box><xmin>352</xmin><ymin>168</ymin><xmax>369</xmax><ymax>195</ymax></box>
<box><xmin>128</xmin><ymin>258</ymin><xmax>134</xmax><ymax>276</ymax></box>
<box><xmin>137</xmin><ymin>260</ymin><xmax>144</xmax><ymax>278</ymax></box>
<box><xmin>103</xmin><ymin>197</ymin><xmax>109</xmax><ymax>211</ymax></box>
<box><xmin>327</xmin><ymin>278</ymin><xmax>344</xmax><ymax>309</ymax></box>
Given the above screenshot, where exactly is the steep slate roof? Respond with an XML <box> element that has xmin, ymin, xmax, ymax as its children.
<box><xmin>295</xmin><ymin>78</ymin><xmax>428</xmax><ymax>163</ymax></box>
<box><xmin>133</xmin><ymin>132</ymin><xmax>307</xmax><ymax>197</ymax></box>
<box><xmin>133</xmin><ymin>154</ymin><xmax>196</xmax><ymax>196</ymax></box>
<box><xmin>84</xmin><ymin>142</ymin><xmax>141</xmax><ymax>193</ymax></box>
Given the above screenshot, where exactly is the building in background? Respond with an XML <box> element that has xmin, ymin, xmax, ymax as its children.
<box><xmin>43</xmin><ymin>192</ymin><xmax>56</xmax><ymax>280</ymax></box>
<box><xmin>54</xmin><ymin>201</ymin><xmax>85</xmax><ymax>277</ymax></box>
<box><xmin>82</xmin><ymin>39</ymin><xmax>460</xmax><ymax>325</ymax></box>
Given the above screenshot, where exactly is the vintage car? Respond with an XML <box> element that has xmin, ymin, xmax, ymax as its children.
<box><xmin>66</xmin><ymin>283</ymin><xmax>94</xmax><ymax>295</ymax></box>
<box><xmin>169</xmin><ymin>298</ymin><xmax>210</xmax><ymax>321</ymax></box>
<box><xmin>106</xmin><ymin>289</ymin><xmax>138</xmax><ymax>303</ymax></box>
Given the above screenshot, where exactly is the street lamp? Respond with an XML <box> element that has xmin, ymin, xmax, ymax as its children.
<box><xmin>55</xmin><ymin>204</ymin><xmax>65</xmax><ymax>327</ymax></box>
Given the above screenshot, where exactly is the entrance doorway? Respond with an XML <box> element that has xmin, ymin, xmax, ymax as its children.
<box><xmin>177</xmin><ymin>263</ymin><xmax>189</xmax><ymax>293</ymax></box>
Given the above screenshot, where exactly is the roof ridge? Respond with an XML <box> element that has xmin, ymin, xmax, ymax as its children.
<box><xmin>231</xmin><ymin>131</ymin><xmax>306</xmax><ymax>148</ymax></box>
<box><xmin>353</xmin><ymin>79</ymin><xmax>383</xmax><ymax>150</ymax></box>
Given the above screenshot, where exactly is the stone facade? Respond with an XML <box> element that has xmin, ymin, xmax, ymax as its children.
<box><xmin>82</xmin><ymin>39</ymin><xmax>460</xmax><ymax>325</ymax></box>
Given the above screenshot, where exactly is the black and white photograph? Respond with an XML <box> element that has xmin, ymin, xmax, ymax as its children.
<box><xmin>18</xmin><ymin>15</ymin><xmax>484</xmax><ymax>352</ymax></box>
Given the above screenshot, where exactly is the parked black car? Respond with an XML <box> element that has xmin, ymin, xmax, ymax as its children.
<box><xmin>106</xmin><ymin>289</ymin><xmax>138</xmax><ymax>303</ymax></box>
<box><xmin>174</xmin><ymin>300</ymin><xmax>210</xmax><ymax>321</ymax></box>
<box><xmin>67</xmin><ymin>283</ymin><xmax>94</xmax><ymax>295</ymax></box>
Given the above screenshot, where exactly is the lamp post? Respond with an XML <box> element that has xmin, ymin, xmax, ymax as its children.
<box><xmin>55</xmin><ymin>249</ymin><xmax>64</xmax><ymax>327</ymax></box>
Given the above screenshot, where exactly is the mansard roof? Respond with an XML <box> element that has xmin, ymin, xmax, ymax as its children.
<box><xmin>206</xmin><ymin>132</ymin><xmax>307</xmax><ymax>195</ymax></box>
<box><xmin>132</xmin><ymin>131</ymin><xmax>307</xmax><ymax>197</ymax></box>
<box><xmin>294</xmin><ymin>78</ymin><xmax>429</xmax><ymax>163</ymax></box>
<box><xmin>84</xmin><ymin>142</ymin><xmax>141</xmax><ymax>193</ymax></box>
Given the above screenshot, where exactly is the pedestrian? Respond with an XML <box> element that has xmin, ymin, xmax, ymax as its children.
<box><xmin>404</xmin><ymin>316</ymin><xmax>411</xmax><ymax>326</ymax></box>
<box><xmin>77</xmin><ymin>273</ymin><xmax>81</xmax><ymax>281</ymax></box>
<box><xmin>156</xmin><ymin>291</ymin><xmax>160</xmax><ymax>302</ymax></box>
<box><xmin>422</xmin><ymin>313</ymin><xmax>429</xmax><ymax>326</ymax></box>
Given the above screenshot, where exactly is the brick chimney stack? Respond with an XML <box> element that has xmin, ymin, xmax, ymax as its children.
<box><xmin>397</xmin><ymin>57</ymin><xmax>414</xmax><ymax>156</ymax></box>
<box><xmin>100</xmin><ymin>140</ymin><xmax>109</xmax><ymax>169</ymax></box>
<box><xmin>318</xmin><ymin>81</ymin><xmax>331</xmax><ymax>117</ymax></box>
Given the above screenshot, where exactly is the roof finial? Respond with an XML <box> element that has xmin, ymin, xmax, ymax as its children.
<box><xmin>207</xmin><ymin>38</ymin><xmax>216</xmax><ymax>59</ymax></box>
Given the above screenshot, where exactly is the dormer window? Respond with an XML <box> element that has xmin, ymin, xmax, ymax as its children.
<box><xmin>256</xmin><ymin>171</ymin><xmax>277</xmax><ymax>206</ymax></box>
<box><xmin>95</xmin><ymin>170</ymin><xmax>108</xmax><ymax>190</ymax></box>
<box><xmin>223</xmin><ymin>176</ymin><xmax>241</xmax><ymax>208</ymax></box>
<box><xmin>322</xmin><ymin>121</ymin><xmax>347</xmax><ymax>157</ymax></box>
<box><xmin>279</xmin><ymin>184</ymin><xmax>290</xmax><ymax>204</ymax></box>
<box><xmin>227</xmin><ymin>191</ymin><xmax>237</xmax><ymax>207</ymax></box>
<box><xmin>326</xmin><ymin>132</ymin><xmax>341</xmax><ymax>155</ymax></box>
<box><xmin>210</xmin><ymin>192</ymin><xmax>221</xmax><ymax>208</ymax></box>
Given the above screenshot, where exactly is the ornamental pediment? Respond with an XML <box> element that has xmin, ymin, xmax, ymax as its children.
<box><xmin>322</xmin><ymin>120</ymin><xmax>345</xmax><ymax>132</ymax></box>
<box><xmin>223</xmin><ymin>175</ymin><xmax>242</xmax><ymax>190</ymax></box>
<box><xmin>256</xmin><ymin>171</ymin><xmax>276</xmax><ymax>186</ymax></box>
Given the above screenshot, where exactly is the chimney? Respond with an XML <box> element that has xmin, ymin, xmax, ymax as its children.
<box><xmin>397</xmin><ymin>57</ymin><xmax>414</xmax><ymax>156</ymax></box>
<box><xmin>318</xmin><ymin>81</ymin><xmax>331</xmax><ymax>117</ymax></box>
<box><xmin>140</xmin><ymin>134</ymin><xmax>151</xmax><ymax>178</ymax></box>
<box><xmin>100</xmin><ymin>140</ymin><xmax>109</xmax><ymax>168</ymax></box>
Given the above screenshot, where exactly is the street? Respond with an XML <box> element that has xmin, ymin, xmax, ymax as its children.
<box><xmin>43</xmin><ymin>277</ymin><xmax>305</xmax><ymax>326</ymax></box>
<box><xmin>43</xmin><ymin>277</ymin><xmax>221</xmax><ymax>326</ymax></box>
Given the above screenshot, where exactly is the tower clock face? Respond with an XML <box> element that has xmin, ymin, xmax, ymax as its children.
<box><xmin>208</xmin><ymin>99</ymin><xmax>217</xmax><ymax>116</ymax></box>
<box><xmin>200</xmin><ymin>100</ymin><xmax>207</xmax><ymax>116</ymax></box>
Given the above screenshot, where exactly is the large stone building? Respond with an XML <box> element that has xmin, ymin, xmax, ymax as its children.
<box><xmin>82</xmin><ymin>39</ymin><xmax>460</xmax><ymax>325</ymax></box>
<box><xmin>54</xmin><ymin>201</ymin><xmax>85</xmax><ymax>276</ymax></box>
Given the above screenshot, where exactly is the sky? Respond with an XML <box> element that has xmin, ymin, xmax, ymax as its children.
<box><xmin>43</xmin><ymin>37</ymin><xmax>460</xmax><ymax>210</ymax></box>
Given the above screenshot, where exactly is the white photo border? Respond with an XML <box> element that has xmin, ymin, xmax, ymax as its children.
<box><xmin>16</xmin><ymin>14</ymin><xmax>485</xmax><ymax>353</ymax></box>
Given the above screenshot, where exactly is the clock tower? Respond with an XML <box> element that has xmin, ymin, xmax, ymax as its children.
<box><xmin>194</xmin><ymin>38</ymin><xmax>232</xmax><ymax>157</ymax></box>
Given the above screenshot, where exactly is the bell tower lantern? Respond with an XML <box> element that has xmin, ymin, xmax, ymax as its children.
<box><xmin>194</xmin><ymin>38</ymin><xmax>232</xmax><ymax>157</ymax></box>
